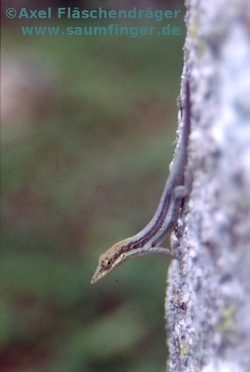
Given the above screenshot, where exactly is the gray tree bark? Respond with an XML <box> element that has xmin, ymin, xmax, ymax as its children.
<box><xmin>165</xmin><ymin>1</ymin><xmax>250</xmax><ymax>371</ymax></box>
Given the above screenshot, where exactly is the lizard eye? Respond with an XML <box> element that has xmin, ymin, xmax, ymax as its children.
<box><xmin>102</xmin><ymin>258</ymin><xmax>112</xmax><ymax>268</ymax></box>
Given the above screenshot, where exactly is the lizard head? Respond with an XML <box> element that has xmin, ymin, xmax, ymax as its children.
<box><xmin>90</xmin><ymin>239</ymin><xmax>132</xmax><ymax>284</ymax></box>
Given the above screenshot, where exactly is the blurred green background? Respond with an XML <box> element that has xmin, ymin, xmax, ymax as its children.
<box><xmin>1</xmin><ymin>1</ymin><xmax>185</xmax><ymax>371</ymax></box>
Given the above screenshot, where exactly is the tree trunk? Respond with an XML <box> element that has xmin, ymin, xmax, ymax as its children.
<box><xmin>165</xmin><ymin>0</ymin><xmax>250</xmax><ymax>371</ymax></box>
